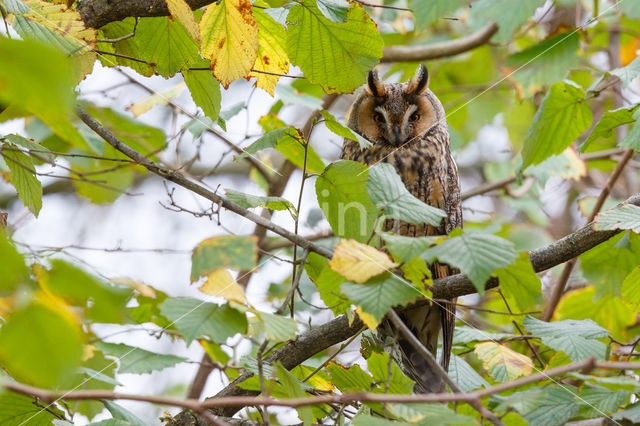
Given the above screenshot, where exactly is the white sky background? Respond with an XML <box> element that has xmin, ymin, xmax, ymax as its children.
<box><xmin>3</xmin><ymin>38</ymin><xmax>638</xmax><ymax>421</ymax></box>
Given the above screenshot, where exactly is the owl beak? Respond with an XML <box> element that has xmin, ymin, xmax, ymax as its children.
<box><xmin>393</xmin><ymin>125</ymin><xmax>402</xmax><ymax>145</ymax></box>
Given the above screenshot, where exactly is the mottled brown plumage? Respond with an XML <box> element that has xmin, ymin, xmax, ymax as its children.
<box><xmin>341</xmin><ymin>65</ymin><xmax>462</xmax><ymax>393</ymax></box>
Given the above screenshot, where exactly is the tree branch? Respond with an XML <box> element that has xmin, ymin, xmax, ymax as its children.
<box><xmin>78</xmin><ymin>0</ymin><xmax>497</xmax><ymax>65</ymax></box>
<box><xmin>6</xmin><ymin>358</ymin><xmax>640</xmax><ymax>422</ymax></box>
<box><xmin>77</xmin><ymin>0</ymin><xmax>214</xmax><ymax>29</ymax></box>
<box><xmin>75</xmin><ymin>107</ymin><xmax>334</xmax><ymax>260</ymax></box>
<box><xmin>77</xmin><ymin>105</ymin><xmax>640</xmax><ymax>423</ymax></box>
<box><xmin>380</xmin><ymin>23</ymin><xmax>498</xmax><ymax>63</ymax></box>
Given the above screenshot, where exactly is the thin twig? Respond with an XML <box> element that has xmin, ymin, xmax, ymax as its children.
<box><xmin>387</xmin><ymin>310</ymin><xmax>505</xmax><ymax>426</ymax></box>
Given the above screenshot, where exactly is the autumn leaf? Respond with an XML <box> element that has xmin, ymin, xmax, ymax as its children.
<box><xmin>249</xmin><ymin>9</ymin><xmax>289</xmax><ymax>95</ymax></box>
<box><xmin>200</xmin><ymin>0</ymin><xmax>258</xmax><ymax>88</ymax></box>
<box><xmin>166</xmin><ymin>0</ymin><xmax>200</xmax><ymax>42</ymax></box>
<box><xmin>329</xmin><ymin>239</ymin><xmax>398</xmax><ymax>283</ymax></box>
<box><xmin>475</xmin><ymin>342</ymin><xmax>533</xmax><ymax>382</ymax></box>
<box><xmin>198</xmin><ymin>268</ymin><xmax>248</xmax><ymax>304</ymax></box>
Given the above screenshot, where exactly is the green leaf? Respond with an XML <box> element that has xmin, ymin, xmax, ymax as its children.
<box><xmin>522</xmin><ymin>315</ymin><xmax>609</xmax><ymax>338</ymax></box>
<box><xmin>238</xmin><ymin>127</ymin><xmax>325</xmax><ymax>173</ymax></box>
<box><xmin>423</xmin><ymin>230</ymin><xmax>517</xmax><ymax>293</ymax></box>
<box><xmin>315</xmin><ymin>160</ymin><xmax>378</xmax><ymax>242</ymax></box>
<box><xmin>496</xmin><ymin>253</ymin><xmax>542</xmax><ymax>312</ymax></box>
<box><xmin>97</xmin><ymin>18</ymin><xmax>154</xmax><ymax>76</ymax></box>
<box><xmin>0</xmin><ymin>231</ymin><xmax>29</xmax><ymax>294</ymax></box>
<box><xmin>580</xmin><ymin>104</ymin><xmax>640</xmax><ymax>151</ymax></box>
<box><xmin>506</xmin><ymin>32</ymin><xmax>580</xmax><ymax>93</ymax></box>
<box><xmin>326</xmin><ymin>362</ymin><xmax>373</xmax><ymax>392</ymax></box>
<box><xmin>134</xmin><ymin>16</ymin><xmax>201</xmax><ymax>77</ymax></box>
<box><xmin>159</xmin><ymin>297</ymin><xmax>248</xmax><ymax>344</ymax></box>
<box><xmin>275</xmin><ymin>84</ymin><xmax>324</xmax><ymax>110</ymax></box>
<box><xmin>367</xmin><ymin>163</ymin><xmax>446</xmax><ymax>227</ymax></box>
<box><xmin>408</xmin><ymin>0</ymin><xmax>467</xmax><ymax>30</ymax></box>
<box><xmin>311</xmin><ymin>264</ymin><xmax>351</xmax><ymax>315</ymax></box>
<box><xmin>257</xmin><ymin>311</ymin><xmax>298</xmax><ymax>341</ymax></box>
<box><xmin>275</xmin><ymin>363</ymin><xmax>314</xmax><ymax>424</ymax></box>
<box><xmin>341</xmin><ymin>273</ymin><xmax>420</xmax><ymax>329</ymax></box>
<box><xmin>0</xmin><ymin>38</ymin><xmax>86</xmax><ymax>149</ymax></box>
<box><xmin>320</xmin><ymin>110</ymin><xmax>371</xmax><ymax>149</ymax></box>
<box><xmin>622</xmin><ymin>267</ymin><xmax>640</xmax><ymax>309</ymax></box>
<box><xmin>453</xmin><ymin>326</ymin><xmax>514</xmax><ymax>344</ymax></box>
<box><xmin>618</xmin><ymin>109</ymin><xmax>640</xmax><ymax>151</ymax></box>
<box><xmin>47</xmin><ymin>259</ymin><xmax>132</xmax><ymax>323</ymax></box>
<box><xmin>381</xmin><ymin>233</ymin><xmax>439</xmax><ymax>262</ymax></box>
<box><xmin>316</xmin><ymin>0</ymin><xmax>349</xmax><ymax>22</ymax></box>
<box><xmin>388</xmin><ymin>403</ymin><xmax>476</xmax><ymax>425</ymax></box>
<box><xmin>508</xmin><ymin>387</ymin><xmax>579</xmax><ymax>426</ymax></box>
<box><xmin>595</xmin><ymin>203</ymin><xmax>640</xmax><ymax>233</ymax></box>
<box><xmin>0</xmin><ymin>392</ymin><xmax>64</xmax><ymax>425</ymax></box>
<box><xmin>238</xmin><ymin>127</ymin><xmax>290</xmax><ymax>159</ymax></box>
<box><xmin>578</xmin><ymin>387</ymin><xmax>629</xmax><ymax>418</ymax></box>
<box><xmin>1</xmin><ymin>142</ymin><xmax>42</xmax><ymax>216</ymax></box>
<box><xmin>286</xmin><ymin>1</ymin><xmax>383</xmax><ymax>93</ymax></box>
<box><xmin>613</xmin><ymin>402</ymin><xmax>640</xmax><ymax>422</ymax></box>
<box><xmin>183</xmin><ymin>68</ymin><xmax>222</xmax><ymax>121</ymax></box>
<box><xmin>225</xmin><ymin>188</ymin><xmax>295</xmax><ymax>213</ymax></box>
<box><xmin>569</xmin><ymin>373</ymin><xmax>640</xmax><ymax>391</ymax></box>
<box><xmin>579</xmin><ymin>232</ymin><xmax>640</xmax><ymax>299</ymax></box>
<box><xmin>521</xmin><ymin>81</ymin><xmax>592</xmax><ymax>168</ymax></box>
<box><xmin>470</xmin><ymin>0</ymin><xmax>543</xmax><ymax>43</ymax></box>
<box><xmin>367</xmin><ymin>352</ymin><xmax>415</xmax><ymax>394</ymax></box>
<box><xmin>102</xmin><ymin>401</ymin><xmax>147</xmax><ymax>426</ymax></box>
<box><xmin>447</xmin><ymin>355</ymin><xmax>489</xmax><ymax>392</ymax></box>
<box><xmin>611</xmin><ymin>57</ymin><xmax>640</xmax><ymax>89</ymax></box>
<box><xmin>2</xmin><ymin>133</ymin><xmax>54</xmax><ymax>163</ymax></box>
<box><xmin>619</xmin><ymin>0</ymin><xmax>640</xmax><ymax>19</ymax></box>
<box><xmin>191</xmin><ymin>235</ymin><xmax>257</xmax><ymax>281</ymax></box>
<box><xmin>97</xmin><ymin>342</ymin><xmax>187</xmax><ymax>374</ymax></box>
<box><xmin>64</xmin><ymin>351</ymin><xmax>118</xmax><ymax>418</ymax></box>
<box><xmin>523</xmin><ymin>316</ymin><xmax>608</xmax><ymax>361</ymax></box>
<box><xmin>556</xmin><ymin>287</ymin><xmax>635</xmax><ymax>341</ymax></box>
<box><xmin>0</xmin><ymin>301</ymin><xmax>84</xmax><ymax>388</ymax></box>
<box><xmin>274</xmin><ymin>133</ymin><xmax>326</xmax><ymax>174</ymax></box>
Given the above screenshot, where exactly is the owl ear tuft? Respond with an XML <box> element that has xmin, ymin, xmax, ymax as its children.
<box><xmin>405</xmin><ymin>64</ymin><xmax>429</xmax><ymax>94</ymax></box>
<box><xmin>366</xmin><ymin>69</ymin><xmax>386</xmax><ymax>97</ymax></box>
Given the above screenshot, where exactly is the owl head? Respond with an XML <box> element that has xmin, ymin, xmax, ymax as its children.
<box><xmin>348</xmin><ymin>65</ymin><xmax>446</xmax><ymax>148</ymax></box>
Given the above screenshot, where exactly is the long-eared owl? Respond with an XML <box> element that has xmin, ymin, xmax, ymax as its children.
<box><xmin>341</xmin><ymin>65</ymin><xmax>462</xmax><ymax>393</ymax></box>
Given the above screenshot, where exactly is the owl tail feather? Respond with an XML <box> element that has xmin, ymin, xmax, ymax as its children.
<box><xmin>382</xmin><ymin>302</ymin><xmax>454</xmax><ymax>394</ymax></box>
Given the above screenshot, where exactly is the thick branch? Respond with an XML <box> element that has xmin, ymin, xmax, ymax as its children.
<box><xmin>77</xmin><ymin>0</ymin><xmax>213</xmax><ymax>28</ymax></box>
<box><xmin>78</xmin><ymin>0</ymin><xmax>496</xmax><ymax>66</ymax></box>
<box><xmin>381</xmin><ymin>23</ymin><xmax>498</xmax><ymax>63</ymax></box>
<box><xmin>431</xmin><ymin>193</ymin><xmax>640</xmax><ymax>299</ymax></box>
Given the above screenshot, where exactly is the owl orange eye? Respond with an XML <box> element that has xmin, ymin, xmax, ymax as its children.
<box><xmin>373</xmin><ymin>112</ymin><xmax>385</xmax><ymax>124</ymax></box>
<box><xmin>409</xmin><ymin>112</ymin><xmax>420</xmax><ymax>122</ymax></box>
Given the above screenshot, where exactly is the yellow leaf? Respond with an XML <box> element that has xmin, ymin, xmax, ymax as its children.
<box><xmin>22</xmin><ymin>0</ymin><xmax>97</xmax><ymax>52</ymax></box>
<box><xmin>111</xmin><ymin>277</ymin><xmax>157</xmax><ymax>298</ymax></box>
<box><xmin>200</xmin><ymin>0</ymin><xmax>258</xmax><ymax>88</ymax></box>
<box><xmin>621</xmin><ymin>37</ymin><xmax>640</xmax><ymax>67</ymax></box>
<box><xmin>329</xmin><ymin>239</ymin><xmax>397</xmax><ymax>284</ymax></box>
<box><xmin>356</xmin><ymin>306</ymin><xmax>379</xmax><ymax>330</ymax></box>
<box><xmin>475</xmin><ymin>342</ymin><xmax>533</xmax><ymax>381</ymax></box>
<box><xmin>249</xmin><ymin>9</ymin><xmax>289</xmax><ymax>95</ymax></box>
<box><xmin>127</xmin><ymin>82</ymin><xmax>186</xmax><ymax>117</ymax></box>
<box><xmin>199</xmin><ymin>267</ymin><xmax>248</xmax><ymax>304</ymax></box>
<box><xmin>166</xmin><ymin>0</ymin><xmax>201</xmax><ymax>42</ymax></box>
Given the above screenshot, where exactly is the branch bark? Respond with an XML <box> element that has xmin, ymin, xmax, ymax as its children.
<box><xmin>78</xmin><ymin>0</ymin><xmax>497</xmax><ymax>64</ymax></box>
<box><xmin>7</xmin><ymin>358</ymin><xmax>640</xmax><ymax>421</ymax></box>
<box><xmin>380</xmin><ymin>23</ymin><xmax>498</xmax><ymax>63</ymax></box>
<box><xmin>77</xmin><ymin>106</ymin><xmax>640</xmax><ymax>424</ymax></box>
